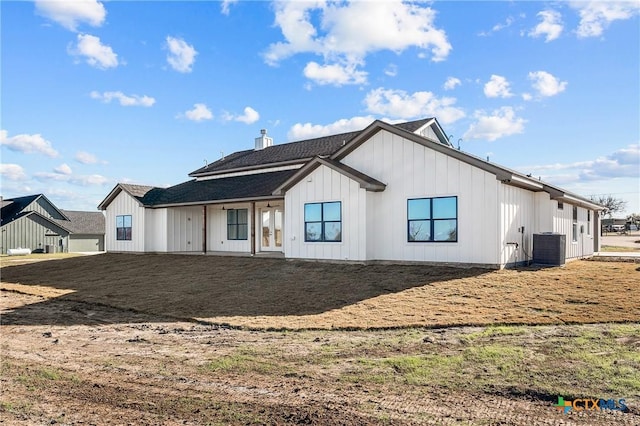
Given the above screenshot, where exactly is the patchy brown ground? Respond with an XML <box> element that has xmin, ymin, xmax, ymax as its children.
<box><xmin>1</xmin><ymin>253</ymin><xmax>638</xmax><ymax>329</ymax></box>
<box><xmin>1</xmin><ymin>254</ymin><xmax>639</xmax><ymax>425</ymax></box>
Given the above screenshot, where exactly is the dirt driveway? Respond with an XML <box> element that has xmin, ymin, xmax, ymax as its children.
<box><xmin>1</xmin><ymin>254</ymin><xmax>639</xmax><ymax>425</ymax></box>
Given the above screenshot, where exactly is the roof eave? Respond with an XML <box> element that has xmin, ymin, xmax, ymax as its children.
<box><xmin>188</xmin><ymin>158</ymin><xmax>310</xmax><ymax>178</ymax></box>
<box><xmin>150</xmin><ymin>195</ymin><xmax>284</xmax><ymax>209</ymax></box>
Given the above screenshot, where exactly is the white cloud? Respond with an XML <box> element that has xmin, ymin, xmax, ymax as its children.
<box><xmin>0</xmin><ymin>164</ymin><xmax>28</xmax><ymax>181</ymax></box>
<box><xmin>288</xmin><ymin>116</ymin><xmax>376</xmax><ymax>141</ymax></box>
<box><xmin>224</xmin><ymin>107</ymin><xmax>260</xmax><ymax>124</ymax></box>
<box><xmin>180</xmin><ymin>103</ymin><xmax>213</xmax><ymax>122</ymax></box>
<box><xmin>478</xmin><ymin>16</ymin><xmax>515</xmax><ymax>36</ymax></box>
<box><xmin>221</xmin><ymin>0</ymin><xmax>238</xmax><ymax>15</ymax></box>
<box><xmin>384</xmin><ymin>63</ymin><xmax>398</xmax><ymax>77</ymax></box>
<box><xmin>484</xmin><ymin>75</ymin><xmax>513</xmax><ymax>98</ymax></box>
<box><xmin>34</xmin><ymin>171</ymin><xmax>110</xmax><ymax>186</ymax></box>
<box><xmin>522</xmin><ymin>93</ymin><xmax>533</xmax><ymax>101</ymax></box>
<box><xmin>69</xmin><ymin>34</ymin><xmax>118</xmax><ymax>69</ymax></box>
<box><xmin>463</xmin><ymin>107</ymin><xmax>526</xmax><ymax>141</ymax></box>
<box><xmin>528</xmin><ymin>71</ymin><xmax>567</xmax><ymax>97</ymax></box>
<box><xmin>522</xmin><ymin>144</ymin><xmax>639</xmax><ymax>184</ymax></box>
<box><xmin>364</xmin><ymin>87</ymin><xmax>465</xmax><ymax>124</ymax></box>
<box><xmin>90</xmin><ymin>91</ymin><xmax>155</xmax><ymax>107</ymax></box>
<box><xmin>303</xmin><ymin>61</ymin><xmax>368</xmax><ymax>86</ymax></box>
<box><xmin>264</xmin><ymin>1</ymin><xmax>451</xmax><ymax>85</ymax></box>
<box><xmin>1</xmin><ymin>129</ymin><xmax>59</xmax><ymax>158</ymax></box>
<box><xmin>75</xmin><ymin>151</ymin><xmax>105</xmax><ymax>165</ymax></box>
<box><xmin>35</xmin><ymin>0</ymin><xmax>106</xmax><ymax>32</ymax></box>
<box><xmin>166</xmin><ymin>36</ymin><xmax>197</xmax><ymax>73</ymax></box>
<box><xmin>443</xmin><ymin>77</ymin><xmax>461</xmax><ymax>91</ymax></box>
<box><xmin>570</xmin><ymin>1</ymin><xmax>640</xmax><ymax>38</ymax></box>
<box><xmin>54</xmin><ymin>163</ymin><xmax>73</xmax><ymax>175</ymax></box>
<box><xmin>529</xmin><ymin>10</ymin><xmax>563</xmax><ymax>42</ymax></box>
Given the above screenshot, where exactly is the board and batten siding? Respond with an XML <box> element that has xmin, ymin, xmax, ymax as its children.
<box><xmin>145</xmin><ymin>208</ymin><xmax>168</xmax><ymax>252</ymax></box>
<box><xmin>1</xmin><ymin>216</ymin><xmax>68</xmax><ymax>254</ymax></box>
<box><xmin>499</xmin><ymin>184</ymin><xmax>536</xmax><ymax>266</ymax></box>
<box><xmin>207</xmin><ymin>203</ymin><xmax>252</xmax><ymax>253</ymax></box>
<box><xmin>104</xmin><ymin>191</ymin><xmax>146</xmax><ymax>252</ymax></box>
<box><xmin>552</xmin><ymin>201</ymin><xmax>595</xmax><ymax>259</ymax></box>
<box><xmin>284</xmin><ymin>164</ymin><xmax>367</xmax><ymax>261</ymax></box>
<box><xmin>341</xmin><ymin>129</ymin><xmax>500</xmax><ymax>266</ymax></box>
<box><xmin>166</xmin><ymin>207</ymin><xmax>203</xmax><ymax>252</ymax></box>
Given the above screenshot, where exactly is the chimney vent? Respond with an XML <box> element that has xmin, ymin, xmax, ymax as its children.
<box><xmin>255</xmin><ymin>129</ymin><xmax>273</xmax><ymax>150</ymax></box>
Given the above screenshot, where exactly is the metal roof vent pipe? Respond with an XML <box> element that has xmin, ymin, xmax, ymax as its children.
<box><xmin>254</xmin><ymin>128</ymin><xmax>273</xmax><ymax>150</ymax></box>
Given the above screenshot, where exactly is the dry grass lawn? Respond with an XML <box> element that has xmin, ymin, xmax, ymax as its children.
<box><xmin>1</xmin><ymin>253</ymin><xmax>638</xmax><ymax>329</ymax></box>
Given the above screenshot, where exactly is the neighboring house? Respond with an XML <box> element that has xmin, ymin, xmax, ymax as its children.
<box><xmin>1</xmin><ymin>194</ymin><xmax>105</xmax><ymax>254</ymax></box>
<box><xmin>98</xmin><ymin>118</ymin><xmax>603</xmax><ymax>268</ymax></box>
<box><xmin>58</xmin><ymin>210</ymin><xmax>106</xmax><ymax>252</ymax></box>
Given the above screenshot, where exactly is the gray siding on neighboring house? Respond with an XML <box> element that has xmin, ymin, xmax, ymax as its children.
<box><xmin>68</xmin><ymin>234</ymin><xmax>104</xmax><ymax>252</ymax></box>
<box><xmin>1</xmin><ymin>214</ymin><xmax>69</xmax><ymax>254</ymax></box>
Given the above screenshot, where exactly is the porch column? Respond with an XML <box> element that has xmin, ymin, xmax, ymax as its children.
<box><xmin>251</xmin><ymin>201</ymin><xmax>256</xmax><ymax>255</ymax></box>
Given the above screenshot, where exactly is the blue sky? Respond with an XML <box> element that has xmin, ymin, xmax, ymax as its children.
<box><xmin>2</xmin><ymin>0</ymin><xmax>639</xmax><ymax>216</ymax></box>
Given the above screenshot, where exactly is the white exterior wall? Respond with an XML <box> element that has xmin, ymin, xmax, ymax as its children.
<box><xmin>499</xmin><ymin>184</ymin><xmax>536</xmax><ymax>266</ymax></box>
<box><xmin>341</xmin><ymin>130</ymin><xmax>500</xmax><ymax>266</ymax></box>
<box><xmin>145</xmin><ymin>208</ymin><xmax>167</xmax><ymax>252</ymax></box>
<box><xmin>166</xmin><ymin>206</ymin><xmax>203</xmax><ymax>252</ymax></box>
<box><xmin>104</xmin><ymin>191</ymin><xmax>146</xmax><ymax>252</ymax></box>
<box><xmin>552</xmin><ymin>201</ymin><xmax>595</xmax><ymax>259</ymax></box>
<box><xmin>284</xmin><ymin>165</ymin><xmax>368</xmax><ymax>261</ymax></box>
<box><xmin>207</xmin><ymin>203</ymin><xmax>252</xmax><ymax>252</ymax></box>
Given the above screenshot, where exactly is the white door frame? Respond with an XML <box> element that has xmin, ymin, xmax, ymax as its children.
<box><xmin>260</xmin><ymin>207</ymin><xmax>283</xmax><ymax>252</ymax></box>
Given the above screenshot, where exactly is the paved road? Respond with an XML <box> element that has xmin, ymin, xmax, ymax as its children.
<box><xmin>601</xmin><ymin>231</ymin><xmax>640</xmax><ymax>248</ymax></box>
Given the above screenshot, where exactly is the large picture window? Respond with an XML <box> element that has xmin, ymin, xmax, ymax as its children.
<box><xmin>304</xmin><ymin>202</ymin><xmax>341</xmax><ymax>242</ymax></box>
<box><xmin>116</xmin><ymin>215</ymin><xmax>132</xmax><ymax>241</ymax></box>
<box><xmin>227</xmin><ymin>209</ymin><xmax>248</xmax><ymax>240</ymax></box>
<box><xmin>408</xmin><ymin>196</ymin><xmax>457</xmax><ymax>242</ymax></box>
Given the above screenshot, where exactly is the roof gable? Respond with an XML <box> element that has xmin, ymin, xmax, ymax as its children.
<box><xmin>1</xmin><ymin>194</ymin><xmax>69</xmax><ymax>226</ymax></box>
<box><xmin>98</xmin><ymin>183</ymin><xmax>158</xmax><ymax>210</ymax></box>
<box><xmin>188</xmin><ymin>118</ymin><xmax>450</xmax><ymax>179</ymax></box>
<box><xmin>273</xmin><ymin>157</ymin><xmax>386</xmax><ymax>195</ymax></box>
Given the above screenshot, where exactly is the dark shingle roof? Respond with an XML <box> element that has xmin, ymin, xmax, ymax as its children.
<box><xmin>1</xmin><ymin>194</ymin><xmax>40</xmax><ymax>226</ymax></box>
<box><xmin>190</xmin><ymin>118</ymin><xmax>436</xmax><ymax>177</ymax></box>
<box><xmin>189</xmin><ymin>131</ymin><xmax>362</xmax><ymax>176</ymax></box>
<box><xmin>59</xmin><ymin>210</ymin><xmax>105</xmax><ymax>235</ymax></box>
<box><xmin>143</xmin><ymin>169</ymin><xmax>298</xmax><ymax>207</ymax></box>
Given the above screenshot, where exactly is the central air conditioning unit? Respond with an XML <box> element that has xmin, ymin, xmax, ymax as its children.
<box><xmin>533</xmin><ymin>233</ymin><xmax>566</xmax><ymax>266</ymax></box>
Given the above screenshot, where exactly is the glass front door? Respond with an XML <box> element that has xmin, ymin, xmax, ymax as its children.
<box><xmin>261</xmin><ymin>208</ymin><xmax>282</xmax><ymax>251</ymax></box>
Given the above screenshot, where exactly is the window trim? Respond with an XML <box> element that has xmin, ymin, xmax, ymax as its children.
<box><xmin>587</xmin><ymin>210</ymin><xmax>591</xmax><ymax>236</ymax></box>
<box><xmin>116</xmin><ymin>215</ymin><xmax>132</xmax><ymax>241</ymax></box>
<box><xmin>407</xmin><ymin>196</ymin><xmax>458</xmax><ymax>243</ymax></box>
<box><xmin>572</xmin><ymin>206</ymin><xmax>578</xmax><ymax>242</ymax></box>
<box><xmin>304</xmin><ymin>201</ymin><xmax>342</xmax><ymax>242</ymax></box>
<box><xmin>227</xmin><ymin>208</ymin><xmax>248</xmax><ymax>241</ymax></box>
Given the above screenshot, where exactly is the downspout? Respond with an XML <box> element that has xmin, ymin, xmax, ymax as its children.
<box><xmin>202</xmin><ymin>205</ymin><xmax>207</xmax><ymax>254</ymax></box>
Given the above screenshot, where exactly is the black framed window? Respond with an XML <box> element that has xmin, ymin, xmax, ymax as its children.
<box><xmin>304</xmin><ymin>202</ymin><xmax>341</xmax><ymax>242</ymax></box>
<box><xmin>408</xmin><ymin>196</ymin><xmax>457</xmax><ymax>242</ymax></box>
<box><xmin>116</xmin><ymin>215</ymin><xmax>132</xmax><ymax>241</ymax></box>
<box><xmin>227</xmin><ymin>209</ymin><xmax>248</xmax><ymax>240</ymax></box>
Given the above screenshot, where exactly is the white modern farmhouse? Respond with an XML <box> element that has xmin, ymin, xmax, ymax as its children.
<box><xmin>98</xmin><ymin>118</ymin><xmax>603</xmax><ymax>268</ymax></box>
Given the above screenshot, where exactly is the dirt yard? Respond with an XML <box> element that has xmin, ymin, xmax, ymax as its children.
<box><xmin>1</xmin><ymin>254</ymin><xmax>639</xmax><ymax>424</ymax></box>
